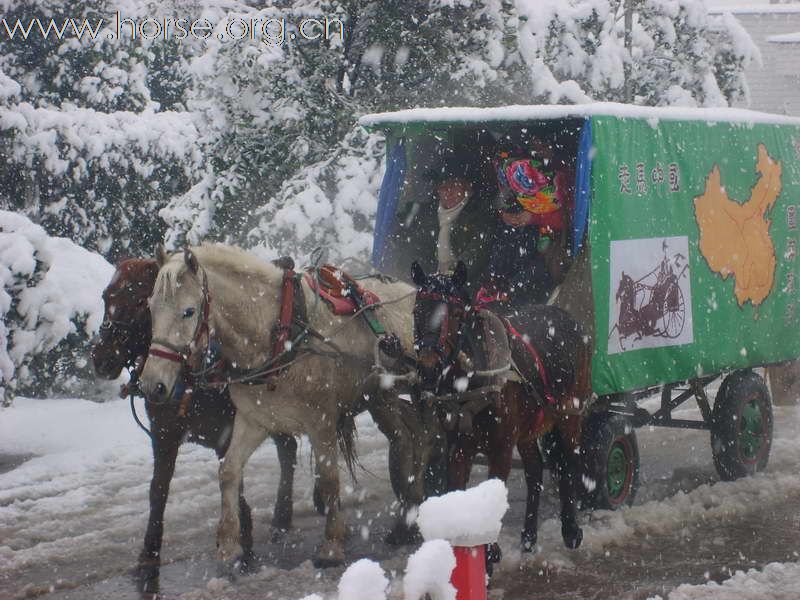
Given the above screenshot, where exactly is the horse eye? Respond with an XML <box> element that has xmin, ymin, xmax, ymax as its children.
<box><xmin>183</xmin><ymin>307</ymin><xmax>195</xmax><ymax>318</ymax></box>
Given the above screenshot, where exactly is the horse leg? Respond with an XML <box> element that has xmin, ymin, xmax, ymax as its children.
<box><xmin>447</xmin><ymin>433</ymin><xmax>475</xmax><ymax>491</ymax></box>
<box><xmin>517</xmin><ymin>435</ymin><xmax>544</xmax><ymax>552</ymax></box>
<box><xmin>309</xmin><ymin>427</ymin><xmax>346</xmax><ymax>567</ymax></box>
<box><xmin>371</xmin><ymin>399</ymin><xmax>425</xmax><ymax>545</ymax></box>
<box><xmin>554</xmin><ymin>415</ymin><xmax>584</xmax><ymax>550</ymax></box>
<box><xmin>485</xmin><ymin>409</ymin><xmax>516</xmax><ymax>571</ymax></box>
<box><xmin>136</xmin><ymin>430</ymin><xmax>180</xmax><ymax>591</ymax></box>
<box><xmin>217</xmin><ymin>413</ymin><xmax>268</xmax><ymax>569</ymax></box>
<box><xmin>213</xmin><ymin>444</ymin><xmax>256</xmax><ymax>566</ymax></box>
<box><xmin>270</xmin><ymin>433</ymin><xmax>297</xmax><ymax>540</ymax></box>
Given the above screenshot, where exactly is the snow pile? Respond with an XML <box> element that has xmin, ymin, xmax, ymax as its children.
<box><xmin>655</xmin><ymin>561</ymin><xmax>800</xmax><ymax>599</ymax></box>
<box><xmin>0</xmin><ymin>211</ymin><xmax>113</xmax><ymax>399</ymax></box>
<box><xmin>337</xmin><ymin>558</ymin><xmax>389</xmax><ymax>600</ymax></box>
<box><xmin>417</xmin><ymin>479</ymin><xmax>509</xmax><ymax>547</ymax></box>
<box><xmin>403</xmin><ymin>539</ymin><xmax>457</xmax><ymax>600</ymax></box>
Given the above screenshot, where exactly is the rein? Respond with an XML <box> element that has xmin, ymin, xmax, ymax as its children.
<box><xmin>147</xmin><ymin>255</ymin><xmax>416</xmax><ymax>395</ymax></box>
<box><xmin>415</xmin><ymin>288</ymin><xmax>515</xmax><ymax>394</ymax></box>
<box><xmin>208</xmin><ymin>282</ymin><xmax>416</xmax><ymax>387</ymax></box>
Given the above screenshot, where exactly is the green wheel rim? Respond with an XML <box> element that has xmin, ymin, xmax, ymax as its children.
<box><xmin>739</xmin><ymin>398</ymin><xmax>765</xmax><ymax>461</ymax></box>
<box><xmin>607</xmin><ymin>442</ymin><xmax>630</xmax><ymax>500</ymax></box>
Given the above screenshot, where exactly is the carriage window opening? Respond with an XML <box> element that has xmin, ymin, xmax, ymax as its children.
<box><xmin>380</xmin><ymin>120</ymin><xmax>583</xmax><ymax>308</ymax></box>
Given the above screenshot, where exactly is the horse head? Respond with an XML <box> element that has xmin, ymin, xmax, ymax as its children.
<box><xmin>92</xmin><ymin>258</ymin><xmax>159</xmax><ymax>379</ymax></box>
<box><xmin>410</xmin><ymin>260</ymin><xmax>471</xmax><ymax>392</ymax></box>
<box><xmin>139</xmin><ymin>248</ymin><xmax>212</xmax><ymax>405</ymax></box>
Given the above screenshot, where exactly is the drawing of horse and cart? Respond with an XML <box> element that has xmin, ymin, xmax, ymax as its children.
<box><xmin>612</xmin><ymin>240</ymin><xmax>689</xmax><ymax>350</ymax></box>
<box><xmin>95</xmin><ymin>104</ymin><xmax>800</xmax><ymax>585</ymax></box>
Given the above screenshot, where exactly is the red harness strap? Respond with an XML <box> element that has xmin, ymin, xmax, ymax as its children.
<box><xmin>502</xmin><ymin>318</ymin><xmax>557</xmax><ymax>407</ymax></box>
<box><xmin>148</xmin><ymin>346</ymin><xmax>188</xmax><ymax>363</ymax></box>
<box><xmin>272</xmin><ymin>269</ymin><xmax>297</xmax><ymax>362</ymax></box>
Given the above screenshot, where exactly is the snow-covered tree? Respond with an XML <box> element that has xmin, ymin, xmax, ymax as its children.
<box><xmin>0</xmin><ymin>211</ymin><xmax>113</xmax><ymax>402</ymax></box>
<box><xmin>0</xmin><ymin>0</ymin><xmax>205</xmax><ymax>260</ymax></box>
<box><xmin>512</xmin><ymin>0</ymin><xmax>759</xmax><ymax>107</ymax></box>
<box><xmin>160</xmin><ymin>0</ymin><xmax>514</xmax><ymax>256</ymax></box>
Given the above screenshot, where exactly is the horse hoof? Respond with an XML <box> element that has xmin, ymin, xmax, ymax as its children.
<box><xmin>240</xmin><ymin>550</ymin><xmax>257</xmax><ymax>573</ymax></box>
<box><xmin>269</xmin><ymin>526</ymin><xmax>289</xmax><ymax>542</ymax></box>
<box><xmin>313</xmin><ymin>542</ymin><xmax>345</xmax><ymax>568</ymax></box>
<box><xmin>484</xmin><ymin>544</ymin><xmax>502</xmax><ymax>579</ymax></box>
<box><xmin>521</xmin><ymin>532</ymin><xmax>538</xmax><ymax>553</ymax></box>
<box><xmin>132</xmin><ymin>557</ymin><xmax>160</xmax><ymax>594</ymax></box>
<box><xmin>385</xmin><ymin>524</ymin><xmax>422</xmax><ymax>546</ymax></box>
<box><xmin>485</xmin><ymin>542</ymin><xmax>502</xmax><ymax>576</ymax></box>
<box><xmin>562</xmin><ymin>523</ymin><xmax>583</xmax><ymax>550</ymax></box>
<box><xmin>217</xmin><ymin>555</ymin><xmax>248</xmax><ymax>581</ymax></box>
<box><xmin>313</xmin><ymin>485</ymin><xmax>326</xmax><ymax>516</ymax></box>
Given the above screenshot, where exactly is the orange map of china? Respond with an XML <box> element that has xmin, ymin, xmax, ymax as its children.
<box><xmin>693</xmin><ymin>144</ymin><xmax>782</xmax><ymax>307</ymax></box>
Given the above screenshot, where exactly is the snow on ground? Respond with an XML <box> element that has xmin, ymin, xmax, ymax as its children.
<box><xmin>1</xmin><ymin>396</ymin><xmax>800</xmax><ymax>599</ymax></box>
<box><xmin>655</xmin><ymin>561</ymin><xmax>800</xmax><ymax>600</ymax></box>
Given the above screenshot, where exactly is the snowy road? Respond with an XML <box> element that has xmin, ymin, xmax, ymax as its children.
<box><xmin>1</xmin><ymin>394</ymin><xmax>799</xmax><ymax>600</ymax></box>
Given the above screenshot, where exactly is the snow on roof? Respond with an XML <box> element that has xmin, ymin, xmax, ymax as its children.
<box><xmin>768</xmin><ymin>31</ymin><xmax>800</xmax><ymax>43</ymax></box>
<box><xmin>359</xmin><ymin>102</ymin><xmax>800</xmax><ymax>130</ymax></box>
<box><xmin>709</xmin><ymin>3</ymin><xmax>800</xmax><ymax>14</ymax></box>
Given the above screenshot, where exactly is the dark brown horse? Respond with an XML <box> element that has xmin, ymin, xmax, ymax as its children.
<box><xmin>411</xmin><ymin>261</ymin><xmax>589</xmax><ymax>556</ymax></box>
<box><xmin>91</xmin><ymin>258</ymin><xmax>304</xmax><ymax>588</ymax></box>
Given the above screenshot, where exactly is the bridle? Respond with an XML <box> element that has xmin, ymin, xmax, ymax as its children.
<box><xmin>414</xmin><ymin>288</ymin><xmax>470</xmax><ymax>389</ymax></box>
<box><xmin>98</xmin><ymin>309</ymin><xmax>150</xmax><ymax>367</ymax></box>
<box><xmin>147</xmin><ymin>266</ymin><xmax>219</xmax><ymax>404</ymax></box>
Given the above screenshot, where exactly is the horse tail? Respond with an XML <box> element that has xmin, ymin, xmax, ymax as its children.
<box><xmin>337</xmin><ymin>409</ymin><xmax>360</xmax><ymax>484</ymax></box>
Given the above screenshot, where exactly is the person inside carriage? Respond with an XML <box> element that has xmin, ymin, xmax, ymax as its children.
<box><xmin>481</xmin><ymin>138</ymin><xmax>575</xmax><ymax>312</ymax></box>
<box><xmin>378</xmin><ymin>128</ymin><xmax>578</xmax><ymax>310</ymax></box>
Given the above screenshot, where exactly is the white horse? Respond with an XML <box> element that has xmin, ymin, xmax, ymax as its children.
<box><xmin>139</xmin><ymin>244</ymin><xmax>426</xmax><ymax>567</ymax></box>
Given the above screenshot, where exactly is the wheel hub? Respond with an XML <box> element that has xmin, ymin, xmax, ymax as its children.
<box><xmin>739</xmin><ymin>399</ymin><xmax>764</xmax><ymax>461</ymax></box>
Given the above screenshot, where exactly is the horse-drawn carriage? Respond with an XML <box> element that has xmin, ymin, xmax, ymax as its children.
<box><xmin>102</xmin><ymin>103</ymin><xmax>800</xmax><ymax>580</ymax></box>
<box><xmin>360</xmin><ymin>103</ymin><xmax>800</xmax><ymax>509</ymax></box>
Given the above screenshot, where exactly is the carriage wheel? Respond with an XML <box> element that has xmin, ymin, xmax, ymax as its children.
<box><xmin>581</xmin><ymin>413</ymin><xmax>640</xmax><ymax>510</ymax></box>
<box><xmin>660</xmin><ymin>282</ymin><xmax>685</xmax><ymax>338</ymax></box>
<box><xmin>711</xmin><ymin>370</ymin><xmax>773</xmax><ymax>481</ymax></box>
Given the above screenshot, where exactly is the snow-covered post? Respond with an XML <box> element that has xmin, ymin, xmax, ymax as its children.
<box><xmin>415</xmin><ymin>480</ymin><xmax>509</xmax><ymax>600</ymax></box>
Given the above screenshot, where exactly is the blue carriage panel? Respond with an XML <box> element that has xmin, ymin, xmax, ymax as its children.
<box><xmin>572</xmin><ymin>119</ymin><xmax>593</xmax><ymax>258</ymax></box>
<box><xmin>371</xmin><ymin>139</ymin><xmax>407</xmax><ymax>270</ymax></box>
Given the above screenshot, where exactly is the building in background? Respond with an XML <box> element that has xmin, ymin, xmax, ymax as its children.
<box><xmin>711</xmin><ymin>2</ymin><xmax>800</xmax><ymax>116</ymax></box>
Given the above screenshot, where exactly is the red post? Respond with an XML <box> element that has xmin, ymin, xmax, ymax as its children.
<box><xmin>450</xmin><ymin>545</ymin><xmax>486</xmax><ymax>600</ymax></box>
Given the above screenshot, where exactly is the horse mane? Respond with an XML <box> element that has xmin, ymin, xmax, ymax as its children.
<box><xmin>152</xmin><ymin>244</ymin><xmax>283</xmax><ymax>300</ymax></box>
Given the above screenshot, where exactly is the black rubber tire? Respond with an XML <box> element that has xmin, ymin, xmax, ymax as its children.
<box><xmin>711</xmin><ymin>370</ymin><xmax>773</xmax><ymax>481</ymax></box>
<box><xmin>581</xmin><ymin>413</ymin><xmax>640</xmax><ymax>510</ymax></box>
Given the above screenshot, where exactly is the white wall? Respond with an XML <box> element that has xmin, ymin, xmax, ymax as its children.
<box><xmin>712</xmin><ymin>5</ymin><xmax>800</xmax><ymax>116</ymax></box>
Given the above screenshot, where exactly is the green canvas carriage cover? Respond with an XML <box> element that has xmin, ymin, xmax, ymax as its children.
<box><xmin>590</xmin><ymin>115</ymin><xmax>800</xmax><ymax>395</ymax></box>
<box><xmin>360</xmin><ymin>104</ymin><xmax>800</xmax><ymax>395</ymax></box>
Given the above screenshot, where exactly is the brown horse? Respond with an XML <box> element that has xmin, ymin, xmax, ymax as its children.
<box><xmin>91</xmin><ymin>258</ymin><xmax>304</xmax><ymax>588</ymax></box>
<box><xmin>410</xmin><ymin>261</ymin><xmax>589</xmax><ymax>556</ymax></box>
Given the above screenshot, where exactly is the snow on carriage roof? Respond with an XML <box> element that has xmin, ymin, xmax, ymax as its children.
<box><xmin>358</xmin><ymin>102</ymin><xmax>800</xmax><ymax>130</ymax></box>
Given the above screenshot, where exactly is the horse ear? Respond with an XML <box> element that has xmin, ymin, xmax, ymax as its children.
<box><xmin>410</xmin><ymin>261</ymin><xmax>426</xmax><ymax>287</ymax></box>
<box><xmin>184</xmin><ymin>248</ymin><xmax>199</xmax><ymax>274</ymax></box>
<box><xmin>155</xmin><ymin>245</ymin><xmax>168</xmax><ymax>267</ymax></box>
<box><xmin>453</xmin><ymin>260</ymin><xmax>468</xmax><ymax>289</ymax></box>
